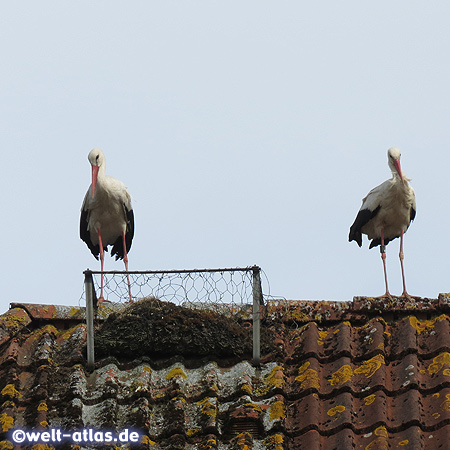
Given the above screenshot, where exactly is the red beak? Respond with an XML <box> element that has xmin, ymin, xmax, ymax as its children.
<box><xmin>394</xmin><ymin>158</ymin><xmax>403</xmax><ymax>181</ymax></box>
<box><xmin>91</xmin><ymin>165</ymin><xmax>99</xmax><ymax>197</ymax></box>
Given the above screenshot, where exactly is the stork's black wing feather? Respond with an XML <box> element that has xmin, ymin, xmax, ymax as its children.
<box><xmin>111</xmin><ymin>206</ymin><xmax>134</xmax><ymax>261</ymax></box>
<box><xmin>80</xmin><ymin>208</ymin><xmax>100</xmax><ymax>259</ymax></box>
<box><xmin>348</xmin><ymin>205</ymin><xmax>381</xmax><ymax>247</ymax></box>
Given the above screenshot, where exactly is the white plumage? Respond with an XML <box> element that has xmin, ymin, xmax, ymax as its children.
<box><xmin>80</xmin><ymin>148</ymin><xmax>134</xmax><ymax>302</ymax></box>
<box><xmin>349</xmin><ymin>147</ymin><xmax>416</xmax><ymax>297</ymax></box>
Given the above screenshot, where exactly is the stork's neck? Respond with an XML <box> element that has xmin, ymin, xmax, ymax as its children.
<box><xmin>96</xmin><ymin>164</ymin><xmax>106</xmax><ymax>183</ymax></box>
<box><xmin>391</xmin><ymin>170</ymin><xmax>410</xmax><ymax>185</ymax></box>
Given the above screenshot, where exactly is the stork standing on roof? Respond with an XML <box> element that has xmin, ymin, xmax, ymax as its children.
<box><xmin>349</xmin><ymin>147</ymin><xmax>416</xmax><ymax>298</ymax></box>
<box><xmin>80</xmin><ymin>148</ymin><xmax>134</xmax><ymax>302</ymax></box>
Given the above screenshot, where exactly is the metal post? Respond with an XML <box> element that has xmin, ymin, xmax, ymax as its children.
<box><xmin>84</xmin><ymin>270</ymin><xmax>95</xmax><ymax>371</ymax></box>
<box><xmin>252</xmin><ymin>266</ymin><xmax>263</xmax><ymax>366</ymax></box>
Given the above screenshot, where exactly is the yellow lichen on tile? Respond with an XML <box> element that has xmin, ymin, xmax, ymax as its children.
<box><xmin>34</xmin><ymin>324</ymin><xmax>58</xmax><ymax>338</ymax></box>
<box><xmin>317</xmin><ymin>330</ymin><xmax>328</xmax><ymax>345</ymax></box>
<box><xmin>375</xmin><ymin>426</ymin><xmax>388</xmax><ymax>437</ymax></box>
<box><xmin>1</xmin><ymin>385</ymin><xmax>21</xmax><ymax>399</ymax></box>
<box><xmin>264</xmin><ymin>434</ymin><xmax>284</xmax><ymax>450</ymax></box>
<box><xmin>364</xmin><ymin>394</ymin><xmax>376</xmax><ymax>405</ymax></box>
<box><xmin>427</xmin><ymin>352</ymin><xmax>450</xmax><ymax>375</ymax></box>
<box><xmin>202</xmin><ymin>402</ymin><xmax>217</xmax><ymax>417</ymax></box>
<box><xmin>200</xmin><ymin>438</ymin><xmax>217</xmax><ymax>449</ymax></box>
<box><xmin>269</xmin><ymin>400</ymin><xmax>286</xmax><ymax>421</ymax></box>
<box><xmin>143</xmin><ymin>366</ymin><xmax>152</xmax><ymax>374</ymax></box>
<box><xmin>245</xmin><ymin>402</ymin><xmax>263</xmax><ymax>413</ymax></box>
<box><xmin>288</xmin><ymin>310</ymin><xmax>309</xmax><ymax>321</ymax></box>
<box><xmin>187</xmin><ymin>428</ymin><xmax>200</xmax><ymax>437</ymax></box>
<box><xmin>399</xmin><ymin>440</ymin><xmax>409</xmax><ymax>446</ymax></box>
<box><xmin>30</xmin><ymin>445</ymin><xmax>53</xmax><ymax>450</ymax></box>
<box><xmin>295</xmin><ymin>362</ymin><xmax>320</xmax><ymax>389</ymax></box>
<box><xmin>39</xmin><ymin>420</ymin><xmax>49</xmax><ymax>428</ymax></box>
<box><xmin>0</xmin><ymin>413</ymin><xmax>14</xmax><ymax>432</ymax></box>
<box><xmin>240</xmin><ymin>383</ymin><xmax>253</xmax><ymax>395</ymax></box>
<box><xmin>0</xmin><ymin>440</ymin><xmax>14</xmax><ymax>449</ymax></box>
<box><xmin>165</xmin><ymin>366</ymin><xmax>187</xmax><ymax>380</ymax></box>
<box><xmin>68</xmin><ymin>306</ymin><xmax>83</xmax><ymax>317</ymax></box>
<box><xmin>433</xmin><ymin>412</ymin><xmax>440</xmax><ymax>419</ymax></box>
<box><xmin>364</xmin><ymin>437</ymin><xmax>376</xmax><ymax>449</ymax></box>
<box><xmin>197</xmin><ymin>398</ymin><xmax>217</xmax><ymax>417</ymax></box>
<box><xmin>171</xmin><ymin>395</ymin><xmax>186</xmax><ymax>404</ymax></box>
<box><xmin>1</xmin><ymin>401</ymin><xmax>14</xmax><ymax>409</ymax></box>
<box><xmin>327</xmin><ymin>405</ymin><xmax>345</xmax><ymax>416</ymax></box>
<box><xmin>410</xmin><ymin>316</ymin><xmax>431</xmax><ymax>334</ymax></box>
<box><xmin>37</xmin><ymin>402</ymin><xmax>48</xmax><ymax>411</ymax></box>
<box><xmin>1</xmin><ymin>308</ymin><xmax>30</xmax><ymax>330</ymax></box>
<box><xmin>58</xmin><ymin>324</ymin><xmax>85</xmax><ymax>341</ymax></box>
<box><xmin>440</xmin><ymin>393</ymin><xmax>450</xmax><ymax>411</ymax></box>
<box><xmin>329</xmin><ymin>365</ymin><xmax>353</xmax><ymax>386</ymax></box>
<box><xmin>355</xmin><ymin>354</ymin><xmax>385</xmax><ymax>378</ymax></box>
<box><xmin>365</xmin><ymin>426</ymin><xmax>389</xmax><ymax>450</ymax></box>
<box><xmin>235</xmin><ymin>432</ymin><xmax>252</xmax><ymax>450</ymax></box>
<box><xmin>264</xmin><ymin>365</ymin><xmax>285</xmax><ymax>388</ymax></box>
<box><xmin>409</xmin><ymin>315</ymin><xmax>447</xmax><ymax>334</ymax></box>
<box><xmin>140</xmin><ymin>436</ymin><xmax>156</xmax><ymax>445</ymax></box>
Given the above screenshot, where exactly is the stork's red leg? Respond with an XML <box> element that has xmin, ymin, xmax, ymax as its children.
<box><xmin>380</xmin><ymin>228</ymin><xmax>391</xmax><ymax>298</ymax></box>
<box><xmin>122</xmin><ymin>231</ymin><xmax>133</xmax><ymax>302</ymax></box>
<box><xmin>399</xmin><ymin>229</ymin><xmax>410</xmax><ymax>298</ymax></box>
<box><xmin>97</xmin><ymin>228</ymin><xmax>105</xmax><ymax>302</ymax></box>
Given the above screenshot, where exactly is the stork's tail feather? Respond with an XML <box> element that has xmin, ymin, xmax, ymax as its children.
<box><xmin>369</xmin><ymin>238</ymin><xmax>381</xmax><ymax>249</ymax></box>
<box><xmin>348</xmin><ymin>227</ymin><xmax>362</xmax><ymax>247</ymax></box>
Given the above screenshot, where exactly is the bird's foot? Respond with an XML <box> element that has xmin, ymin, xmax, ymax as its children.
<box><xmin>97</xmin><ymin>296</ymin><xmax>111</xmax><ymax>304</ymax></box>
<box><xmin>375</xmin><ymin>291</ymin><xmax>393</xmax><ymax>300</ymax></box>
<box><xmin>400</xmin><ymin>291</ymin><xmax>419</xmax><ymax>301</ymax></box>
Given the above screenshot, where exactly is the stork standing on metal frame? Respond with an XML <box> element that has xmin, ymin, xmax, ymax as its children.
<box><xmin>349</xmin><ymin>147</ymin><xmax>416</xmax><ymax>298</ymax></box>
<box><xmin>80</xmin><ymin>148</ymin><xmax>134</xmax><ymax>302</ymax></box>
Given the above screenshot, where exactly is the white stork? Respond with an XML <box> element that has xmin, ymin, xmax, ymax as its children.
<box><xmin>349</xmin><ymin>147</ymin><xmax>416</xmax><ymax>298</ymax></box>
<box><xmin>80</xmin><ymin>148</ymin><xmax>134</xmax><ymax>302</ymax></box>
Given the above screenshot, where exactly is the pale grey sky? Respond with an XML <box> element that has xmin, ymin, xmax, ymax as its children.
<box><xmin>2</xmin><ymin>2</ymin><xmax>450</xmax><ymax>313</ymax></box>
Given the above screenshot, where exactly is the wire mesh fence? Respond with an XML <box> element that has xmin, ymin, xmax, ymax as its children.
<box><xmin>84</xmin><ymin>267</ymin><xmax>259</xmax><ymax>316</ymax></box>
<box><xmin>83</xmin><ymin>266</ymin><xmax>264</xmax><ymax>369</ymax></box>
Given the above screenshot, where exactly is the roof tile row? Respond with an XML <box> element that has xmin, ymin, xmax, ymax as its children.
<box><xmin>1</xmin><ymin>297</ymin><xmax>450</xmax><ymax>449</ymax></box>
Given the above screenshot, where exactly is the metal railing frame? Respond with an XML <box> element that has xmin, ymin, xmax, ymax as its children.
<box><xmin>84</xmin><ymin>266</ymin><xmax>264</xmax><ymax>370</ymax></box>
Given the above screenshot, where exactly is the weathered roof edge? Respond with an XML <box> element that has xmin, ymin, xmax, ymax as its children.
<box><xmin>264</xmin><ymin>293</ymin><xmax>450</xmax><ymax>324</ymax></box>
<box><xmin>2</xmin><ymin>293</ymin><xmax>449</xmax><ymax>328</ymax></box>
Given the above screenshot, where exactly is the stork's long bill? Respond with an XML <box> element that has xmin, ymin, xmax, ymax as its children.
<box><xmin>393</xmin><ymin>158</ymin><xmax>403</xmax><ymax>181</ymax></box>
<box><xmin>91</xmin><ymin>164</ymin><xmax>99</xmax><ymax>197</ymax></box>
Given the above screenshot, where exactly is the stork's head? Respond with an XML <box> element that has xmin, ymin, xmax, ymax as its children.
<box><xmin>387</xmin><ymin>147</ymin><xmax>403</xmax><ymax>181</ymax></box>
<box><xmin>88</xmin><ymin>148</ymin><xmax>105</xmax><ymax>197</ymax></box>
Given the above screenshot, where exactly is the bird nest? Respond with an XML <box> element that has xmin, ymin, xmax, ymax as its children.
<box><xmin>94</xmin><ymin>297</ymin><xmax>274</xmax><ymax>361</ymax></box>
